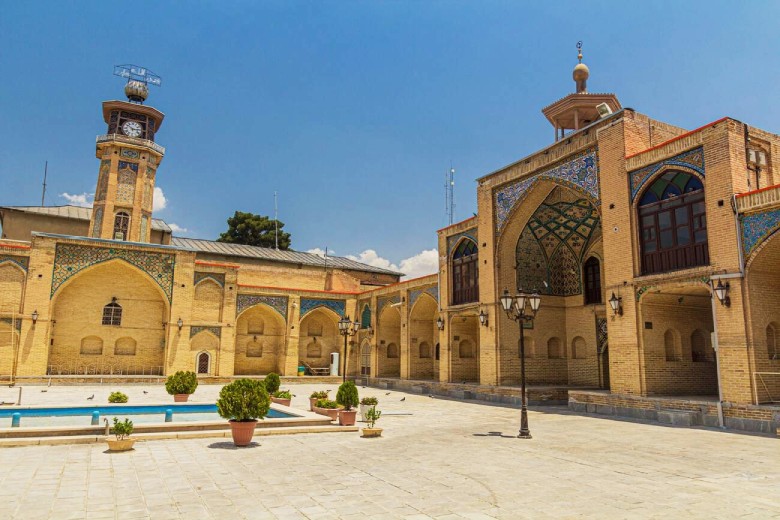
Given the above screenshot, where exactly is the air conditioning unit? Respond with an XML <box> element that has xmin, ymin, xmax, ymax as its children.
<box><xmin>596</xmin><ymin>103</ymin><xmax>613</xmax><ymax>118</ymax></box>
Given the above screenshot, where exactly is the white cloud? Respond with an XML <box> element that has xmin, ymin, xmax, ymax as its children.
<box><xmin>398</xmin><ymin>249</ymin><xmax>439</xmax><ymax>280</ymax></box>
<box><xmin>59</xmin><ymin>192</ymin><xmax>93</xmax><ymax>208</ymax></box>
<box><xmin>168</xmin><ymin>223</ymin><xmax>188</xmax><ymax>234</ymax></box>
<box><xmin>153</xmin><ymin>187</ymin><xmax>167</xmax><ymax>211</ymax></box>
<box><xmin>307</xmin><ymin>248</ymin><xmax>335</xmax><ymax>258</ymax></box>
<box><xmin>346</xmin><ymin>250</ymin><xmax>399</xmax><ymax>272</ymax></box>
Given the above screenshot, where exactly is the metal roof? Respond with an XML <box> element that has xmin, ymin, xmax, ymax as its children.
<box><xmin>171</xmin><ymin>237</ymin><xmax>403</xmax><ymax>276</ymax></box>
<box><xmin>1</xmin><ymin>205</ymin><xmax>171</xmax><ymax>232</ymax></box>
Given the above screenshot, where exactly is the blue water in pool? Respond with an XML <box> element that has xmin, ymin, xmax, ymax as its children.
<box><xmin>0</xmin><ymin>404</ymin><xmax>295</xmax><ymax>419</ymax></box>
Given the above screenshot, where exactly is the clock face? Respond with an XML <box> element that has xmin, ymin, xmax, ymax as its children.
<box><xmin>121</xmin><ymin>121</ymin><xmax>143</xmax><ymax>138</ymax></box>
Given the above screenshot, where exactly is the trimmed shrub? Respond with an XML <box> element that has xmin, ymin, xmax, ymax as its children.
<box><xmin>315</xmin><ymin>398</ymin><xmax>341</xmax><ymax>409</ymax></box>
<box><xmin>360</xmin><ymin>396</ymin><xmax>378</xmax><ymax>406</ymax></box>
<box><xmin>310</xmin><ymin>390</ymin><xmax>329</xmax><ymax>399</ymax></box>
<box><xmin>273</xmin><ymin>390</ymin><xmax>292</xmax><ymax>399</ymax></box>
<box><xmin>108</xmin><ymin>391</ymin><xmax>128</xmax><ymax>403</ymax></box>
<box><xmin>263</xmin><ymin>373</ymin><xmax>281</xmax><ymax>395</ymax></box>
<box><xmin>336</xmin><ymin>381</ymin><xmax>359</xmax><ymax>411</ymax></box>
<box><xmin>217</xmin><ymin>379</ymin><xmax>270</xmax><ymax>422</ymax></box>
<box><xmin>112</xmin><ymin>417</ymin><xmax>134</xmax><ymax>440</ymax></box>
<box><xmin>165</xmin><ymin>371</ymin><xmax>198</xmax><ymax>395</ymax></box>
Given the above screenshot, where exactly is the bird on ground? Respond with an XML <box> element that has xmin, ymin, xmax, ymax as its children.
<box><xmin>7</xmin><ymin>383</ymin><xmax>14</xmax><ymax>388</ymax></box>
<box><xmin>143</xmin><ymin>390</ymin><xmax>148</xmax><ymax>394</ymax></box>
<box><xmin>385</xmin><ymin>392</ymin><xmax>391</xmax><ymax>395</ymax></box>
<box><xmin>87</xmin><ymin>394</ymin><xmax>94</xmax><ymax>400</ymax></box>
<box><xmin>429</xmin><ymin>395</ymin><xmax>435</xmax><ymax>398</ymax></box>
<box><xmin>461</xmin><ymin>381</ymin><xmax>466</xmax><ymax>384</ymax></box>
<box><xmin>400</xmin><ymin>397</ymin><xmax>405</xmax><ymax>402</ymax></box>
<box><xmin>40</xmin><ymin>389</ymin><xmax>47</xmax><ymax>393</ymax></box>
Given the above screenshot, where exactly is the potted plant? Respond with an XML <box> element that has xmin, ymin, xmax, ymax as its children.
<box><xmin>360</xmin><ymin>396</ymin><xmax>378</xmax><ymax>422</ymax></box>
<box><xmin>216</xmin><ymin>379</ymin><xmax>271</xmax><ymax>446</ymax></box>
<box><xmin>108</xmin><ymin>391</ymin><xmax>128</xmax><ymax>403</ymax></box>
<box><xmin>336</xmin><ymin>381</ymin><xmax>359</xmax><ymax>426</ymax></box>
<box><xmin>309</xmin><ymin>390</ymin><xmax>329</xmax><ymax>411</ymax></box>
<box><xmin>271</xmin><ymin>389</ymin><xmax>293</xmax><ymax>407</ymax></box>
<box><xmin>361</xmin><ymin>406</ymin><xmax>382</xmax><ymax>438</ymax></box>
<box><xmin>165</xmin><ymin>371</ymin><xmax>198</xmax><ymax>402</ymax></box>
<box><xmin>263</xmin><ymin>372</ymin><xmax>281</xmax><ymax>395</ymax></box>
<box><xmin>106</xmin><ymin>417</ymin><xmax>136</xmax><ymax>451</ymax></box>
<box><xmin>313</xmin><ymin>398</ymin><xmax>342</xmax><ymax>421</ymax></box>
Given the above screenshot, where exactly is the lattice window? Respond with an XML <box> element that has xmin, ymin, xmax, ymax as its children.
<box><xmin>596</xmin><ymin>317</ymin><xmax>608</xmax><ymax>354</ymax></box>
<box><xmin>102</xmin><ymin>301</ymin><xmax>122</xmax><ymax>326</ymax></box>
<box><xmin>639</xmin><ymin>171</ymin><xmax>708</xmax><ymax>275</ymax></box>
<box><xmin>516</xmin><ymin>227</ymin><xmax>548</xmax><ymax>293</ymax></box>
<box><xmin>361</xmin><ymin>343</ymin><xmax>371</xmax><ymax>376</ymax></box>
<box><xmin>361</xmin><ymin>305</ymin><xmax>371</xmax><ymax>329</ymax></box>
<box><xmin>548</xmin><ymin>246</ymin><xmax>580</xmax><ymax>296</ymax></box>
<box><xmin>452</xmin><ymin>239</ymin><xmax>478</xmax><ymax>305</ymax></box>
<box><xmin>197</xmin><ymin>352</ymin><xmax>210</xmax><ymax>374</ymax></box>
<box><xmin>113</xmin><ymin>212</ymin><xmax>130</xmax><ymax>241</ymax></box>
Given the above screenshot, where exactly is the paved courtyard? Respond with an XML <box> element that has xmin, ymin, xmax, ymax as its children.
<box><xmin>0</xmin><ymin>383</ymin><xmax>777</xmax><ymax>519</ymax></box>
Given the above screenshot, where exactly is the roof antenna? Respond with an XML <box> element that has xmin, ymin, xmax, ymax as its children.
<box><xmin>274</xmin><ymin>191</ymin><xmax>279</xmax><ymax>250</ymax></box>
<box><xmin>445</xmin><ymin>162</ymin><xmax>455</xmax><ymax>225</ymax></box>
<box><xmin>41</xmin><ymin>161</ymin><xmax>48</xmax><ymax>206</ymax></box>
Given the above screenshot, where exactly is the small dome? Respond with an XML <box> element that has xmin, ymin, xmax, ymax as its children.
<box><xmin>124</xmin><ymin>80</ymin><xmax>149</xmax><ymax>102</ymax></box>
<box><xmin>573</xmin><ymin>62</ymin><xmax>590</xmax><ymax>82</ymax></box>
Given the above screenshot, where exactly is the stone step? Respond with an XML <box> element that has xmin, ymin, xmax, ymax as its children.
<box><xmin>657</xmin><ymin>409</ymin><xmax>702</xmax><ymax>427</ymax></box>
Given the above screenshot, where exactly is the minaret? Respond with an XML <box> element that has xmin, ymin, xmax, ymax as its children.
<box><xmin>541</xmin><ymin>42</ymin><xmax>621</xmax><ymax>142</ymax></box>
<box><xmin>89</xmin><ymin>78</ymin><xmax>165</xmax><ymax>242</ymax></box>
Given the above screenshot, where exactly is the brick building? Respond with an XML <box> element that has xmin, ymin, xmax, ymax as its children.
<box><xmin>1</xmin><ymin>51</ymin><xmax>779</xmax><ymax>431</ymax></box>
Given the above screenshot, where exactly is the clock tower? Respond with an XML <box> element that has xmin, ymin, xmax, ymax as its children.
<box><xmin>89</xmin><ymin>76</ymin><xmax>165</xmax><ymax>243</ymax></box>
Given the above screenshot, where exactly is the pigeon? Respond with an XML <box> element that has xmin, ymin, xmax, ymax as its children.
<box><xmin>87</xmin><ymin>394</ymin><xmax>95</xmax><ymax>400</ymax></box>
<box><xmin>40</xmin><ymin>389</ymin><xmax>47</xmax><ymax>393</ymax></box>
<box><xmin>143</xmin><ymin>391</ymin><xmax>148</xmax><ymax>394</ymax></box>
<box><xmin>461</xmin><ymin>381</ymin><xmax>467</xmax><ymax>385</ymax></box>
<box><xmin>385</xmin><ymin>392</ymin><xmax>391</xmax><ymax>395</ymax></box>
<box><xmin>400</xmin><ymin>397</ymin><xmax>406</xmax><ymax>402</ymax></box>
<box><xmin>429</xmin><ymin>395</ymin><xmax>435</xmax><ymax>398</ymax></box>
<box><xmin>7</xmin><ymin>383</ymin><xmax>14</xmax><ymax>388</ymax></box>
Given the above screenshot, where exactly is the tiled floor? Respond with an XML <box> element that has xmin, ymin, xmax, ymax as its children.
<box><xmin>0</xmin><ymin>383</ymin><xmax>777</xmax><ymax>519</ymax></box>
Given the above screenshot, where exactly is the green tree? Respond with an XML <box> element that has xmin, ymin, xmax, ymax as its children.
<box><xmin>217</xmin><ymin>211</ymin><xmax>291</xmax><ymax>250</ymax></box>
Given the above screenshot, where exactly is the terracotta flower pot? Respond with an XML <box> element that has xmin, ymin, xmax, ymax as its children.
<box><xmin>339</xmin><ymin>409</ymin><xmax>357</xmax><ymax>426</ymax></box>
<box><xmin>313</xmin><ymin>406</ymin><xmax>341</xmax><ymax>421</ymax></box>
<box><xmin>309</xmin><ymin>398</ymin><xmax>318</xmax><ymax>411</ymax></box>
<box><xmin>228</xmin><ymin>419</ymin><xmax>258</xmax><ymax>446</ymax></box>
<box><xmin>173</xmin><ymin>394</ymin><xmax>190</xmax><ymax>402</ymax></box>
<box><xmin>106</xmin><ymin>438</ymin><xmax>136</xmax><ymax>451</ymax></box>
<box><xmin>270</xmin><ymin>397</ymin><xmax>291</xmax><ymax>407</ymax></box>
<box><xmin>361</xmin><ymin>427</ymin><xmax>383</xmax><ymax>438</ymax></box>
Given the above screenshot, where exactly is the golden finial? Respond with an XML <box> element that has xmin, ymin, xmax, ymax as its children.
<box><xmin>577</xmin><ymin>41</ymin><xmax>583</xmax><ymax>63</ymax></box>
<box><xmin>573</xmin><ymin>41</ymin><xmax>589</xmax><ymax>93</ymax></box>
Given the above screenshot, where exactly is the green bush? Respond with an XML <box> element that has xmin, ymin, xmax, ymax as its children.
<box><xmin>273</xmin><ymin>390</ymin><xmax>292</xmax><ymax>399</ymax></box>
<box><xmin>310</xmin><ymin>390</ymin><xmax>329</xmax><ymax>399</ymax></box>
<box><xmin>360</xmin><ymin>396</ymin><xmax>378</xmax><ymax>406</ymax></box>
<box><xmin>336</xmin><ymin>381</ymin><xmax>359</xmax><ymax>411</ymax></box>
<box><xmin>217</xmin><ymin>379</ymin><xmax>270</xmax><ymax>422</ymax></box>
<box><xmin>165</xmin><ymin>371</ymin><xmax>198</xmax><ymax>395</ymax></box>
<box><xmin>263</xmin><ymin>373</ymin><xmax>281</xmax><ymax>394</ymax></box>
<box><xmin>112</xmin><ymin>417</ymin><xmax>134</xmax><ymax>440</ymax></box>
<box><xmin>315</xmin><ymin>398</ymin><xmax>341</xmax><ymax>409</ymax></box>
<box><xmin>108</xmin><ymin>391</ymin><xmax>128</xmax><ymax>403</ymax></box>
<box><xmin>365</xmin><ymin>406</ymin><xmax>382</xmax><ymax>429</ymax></box>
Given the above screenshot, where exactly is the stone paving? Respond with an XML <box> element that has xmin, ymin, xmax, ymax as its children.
<box><xmin>0</xmin><ymin>383</ymin><xmax>777</xmax><ymax>519</ymax></box>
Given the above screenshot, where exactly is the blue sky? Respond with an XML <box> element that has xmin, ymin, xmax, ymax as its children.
<box><xmin>1</xmin><ymin>1</ymin><xmax>779</xmax><ymax>278</ymax></box>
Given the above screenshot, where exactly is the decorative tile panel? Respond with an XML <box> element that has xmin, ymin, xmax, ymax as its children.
<box><xmin>596</xmin><ymin>317</ymin><xmax>608</xmax><ymax>355</ymax></box>
<box><xmin>190</xmin><ymin>326</ymin><xmax>221</xmax><ymax>339</ymax></box>
<box><xmin>120</xmin><ymin>148</ymin><xmax>140</xmax><ymax>159</ymax></box>
<box><xmin>142</xmin><ymin>183</ymin><xmax>151</xmax><ymax>209</ymax></box>
<box><xmin>494</xmin><ymin>148</ymin><xmax>599</xmax><ymax>234</ymax></box>
<box><xmin>237</xmin><ymin>294</ymin><xmax>288</xmax><ymax>320</ymax></box>
<box><xmin>741</xmin><ymin>208</ymin><xmax>780</xmax><ymax>257</ymax></box>
<box><xmin>629</xmin><ymin>146</ymin><xmax>704</xmax><ymax>200</ymax></box>
<box><xmin>446</xmin><ymin>229</ymin><xmax>477</xmax><ymax>255</ymax></box>
<box><xmin>140</xmin><ymin>216</ymin><xmax>148</xmax><ymax>242</ymax></box>
<box><xmin>116</xmin><ymin>168</ymin><xmax>137</xmax><ymax>204</ymax></box>
<box><xmin>91</xmin><ymin>207</ymin><xmax>103</xmax><ymax>238</ymax></box>
<box><xmin>118</xmin><ymin>161</ymin><xmax>138</xmax><ymax>173</ymax></box>
<box><xmin>377</xmin><ymin>295</ymin><xmax>401</xmax><ymax>315</ymax></box>
<box><xmin>300</xmin><ymin>298</ymin><xmax>345</xmax><ymax>318</ymax></box>
<box><xmin>195</xmin><ymin>272</ymin><xmax>226</xmax><ymax>287</ymax></box>
<box><xmin>410</xmin><ymin>285</ymin><xmax>439</xmax><ymax>306</ymax></box>
<box><xmin>95</xmin><ymin>161</ymin><xmax>110</xmax><ymax>201</ymax></box>
<box><xmin>0</xmin><ymin>255</ymin><xmax>29</xmax><ymax>272</ymax></box>
<box><xmin>51</xmin><ymin>243</ymin><xmax>175</xmax><ymax>301</ymax></box>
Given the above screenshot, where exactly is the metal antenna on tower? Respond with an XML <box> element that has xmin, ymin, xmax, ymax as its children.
<box><xmin>41</xmin><ymin>161</ymin><xmax>48</xmax><ymax>206</ymax></box>
<box><xmin>274</xmin><ymin>191</ymin><xmax>279</xmax><ymax>250</ymax></box>
<box><xmin>445</xmin><ymin>163</ymin><xmax>456</xmax><ymax>225</ymax></box>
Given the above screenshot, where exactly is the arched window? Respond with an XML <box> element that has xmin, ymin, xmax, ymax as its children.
<box><xmin>583</xmin><ymin>257</ymin><xmax>602</xmax><ymax>304</ymax></box>
<box><xmin>767</xmin><ymin>323</ymin><xmax>779</xmax><ymax>360</ymax></box>
<box><xmin>572</xmin><ymin>336</ymin><xmax>587</xmax><ymax>359</ymax></box>
<box><xmin>360</xmin><ymin>342</ymin><xmax>371</xmax><ymax>376</ymax></box>
<box><xmin>113</xmin><ymin>211</ymin><xmax>130</xmax><ymax>241</ymax></box>
<box><xmin>691</xmin><ymin>329</ymin><xmax>710</xmax><ymax>362</ymax></box>
<box><xmin>80</xmin><ymin>336</ymin><xmax>103</xmax><ymax>355</ymax></box>
<box><xmin>387</xmin><ymin>343</ymin><xmax>399</xmax><ymax>359</ymax></box>
<box><xmin>638</xmin><ymin>171</ymin><xmax>708</xmax><ymax>274</ymax></box>
<box><xmin>664</xmin><ymin>329</ymin><xmax>681</xmax><ymax>361</ymax></box>
<box><xmin>102</xmin><ymin>300</ymin><xmax>122</xmax><ymax>326</ymax></box>
<box><xmin>114</xmin><ymin>337</ymin><xmax>137</xmax><ymax>356</ymax></box>
<box><xmin>520</xmin><ymin>336</ymin><xmax>535</xmax><ymax>358</ymax></box>
<box><xmin>452</xmin><ymin>239</ymin><xmax>478</xmax><ymax>305</ymax></box>
<box><xmin>419</xmin><ymin>341</ymin><xmax>431</xmax><ymax>359</ymax></box>
<box><xmin>360</xmin><ymin>305</ymin><xmax>371</xmax><ymax>329</ymax></box>
<box><xmin>435</xmin><ymin>343</ymin><xmax>440</xmax><ymax>361</ymax></box>
<box><xmin>197</xmin><ymin>352</ymin><xmax>210</xmax><ymax>374</ymax></box>
<box><xmin>459</xmin><ymin>339</ymin><xmax>475</xmax><ymax>358</ymax></box>
<box><xmin>547</xmin><ymin>337</ymin><xmax>563</xmax><ymax>359</ymax></box>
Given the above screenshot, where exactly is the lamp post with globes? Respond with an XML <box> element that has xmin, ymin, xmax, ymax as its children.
<box><xmin>500</xmin><ymin>288</ymin><xmax>541</xmax><ymax>439</ymax></box>
<box><xmin>338</xmin><ymin>316</ymin><xmax>360</xmax><ymax>383</ymax></box>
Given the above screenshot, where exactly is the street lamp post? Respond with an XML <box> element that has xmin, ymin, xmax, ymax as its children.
<box><xmin>338</xmin><ymin>315</ymin><xmax>360</xmax><ymax>383</ymax></box>
<box><xmin>500</xmin><ymin>288</ymin><xmax>541</xmax><ymax>439</ymax></box>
